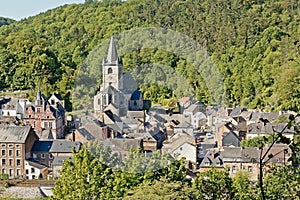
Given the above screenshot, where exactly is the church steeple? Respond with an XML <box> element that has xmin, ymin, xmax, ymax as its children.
<box><xmin>106</xmin><ymin>36</ymin><xmax>119</xmax><ymax>64</ymax></box>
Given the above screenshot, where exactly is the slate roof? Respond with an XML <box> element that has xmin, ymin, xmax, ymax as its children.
<box><xmin>130</xmin><ymin>90</ymin><xmax>142</xmax><ymax>100</ymax></box>
<box><xmin>52</xmin><ymin>156</ymin><xmax>71</xmax><ymax>166</ymax></box>
<box><xmin>248</xmin><ymin>122</ymin><xmax>294</xmax><ymax>134</ymax></box>
<box><xmin>200</xmin><ymin>150</ymin><xmax>223</xmax><ymax>168</ymax></box>
<box><xmin>106</xmin><ymin>36</ymin><xmax>119</xmax><ymax>64</ymax></box>
<box><xmin>1</xmin><ymin>97</ymin><xmax>18</xmax><ymax>110</ymax></box>
<box><xmin>25</xmin><ymin>159</ymin><xmax>48</xmax><ymax>169</ymax></box>
<box><xmin>127</xmin><ymin>111</ymin><xmax>145</xmax><ymax>119</ymax></box>
<box><xmin>39</xmin><ymin>129</ymin><xmax>54</xmax><ymax>140</ymax></box>
<box><xmin>0</xmin><ymin>126</ymin><xmax>33</xmax><ymax>143</ymax></box>
<box><xmin>52</xmin><ymin>93</ymin><xmax>64</xmax><ymax>101</ymax></box>
<box><xmin>240</xmin><ymin>111</ymin><xmax>253</xmax><ymax>121</ymax></box>
<box><xmin>31</xmin><ymin>141</ymin><xmax>53</xmax><ymax>152</ymax></box>
<box><xmin>103</xmin><ymin>138</ymin><xmax>142</xmax><ymax>152</ymax></box>
<box><xmin>100</xmin><ymin>85</ymin><xmax>120</xmax><ymax>96</ymax></box>
<box><xmin>230</xmin><ymin>107</ymin><xmax>247</xmax><ymax>117</ymax></box>
<box><xmin>49</xmin><ymin>140</ymin><xmax>81</xmax><ymax>153</ymax></box>
<box><xmin>221</xmin><ymin>147</ymin><xmax>259</xmax><ymax>162</ymax></box>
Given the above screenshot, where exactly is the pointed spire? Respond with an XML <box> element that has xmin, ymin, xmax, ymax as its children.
<box><xmin>37</xmin><ymin>88</ymin><xmax>42</xmax><ymax>100</ymax></box>
<box><xmin>106</xmin><ymin>36</ymin><xmax>118</xmax><ymax>64</ymax></box>
<box><xmin>36</xmin><ymin>88</ymin><xmax>42</xmax><ymax>106</ymax></box>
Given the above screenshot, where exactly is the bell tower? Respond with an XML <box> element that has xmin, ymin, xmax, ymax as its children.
<box><xmin>102</xmin><ymin>36</ymin><xmax>123</xmax><ymax>90</ymax></box>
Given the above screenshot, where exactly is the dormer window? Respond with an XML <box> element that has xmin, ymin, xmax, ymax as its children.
<box><xmin>108</xmin><ymin>67</ymin><xmax>113</xmax><ymax>74</ymax></box>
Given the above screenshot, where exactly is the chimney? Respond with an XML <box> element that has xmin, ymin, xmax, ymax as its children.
<box><xmin>211</xmin><ymin>149</ymin><xmax>215</xmax><ymax>159</ymax></box>
<box><xmin>72</xmin><ymin>130</ymin><xmax>75</xmax><ymax>141</ymax></box>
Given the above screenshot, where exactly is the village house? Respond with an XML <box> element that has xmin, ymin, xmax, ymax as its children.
<box><xmin>162</xmin><ymin>132</ymin><xmax>197</xmax><ymax>169</ymax></box>
<box><xmin>23</xmin><ymin>89</ymin><xmax>66</xmax><ymax>139</ymax></box>
<box><xmin>0</xmin><ymin>126</ymin><xmax>39</xmax><ymax>179</ymax></box>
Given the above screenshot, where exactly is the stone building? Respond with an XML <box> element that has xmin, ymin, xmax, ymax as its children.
<box><xmin>94</xmin><ymin>36</ymin><xmax>145</xmax><ymax>118</ymax></box>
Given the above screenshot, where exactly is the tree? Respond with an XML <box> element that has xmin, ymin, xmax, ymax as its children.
<box><xmin>232</xmin><ymin>171</ymin><xmax>258</xmax><ymax>200</ymax></box>
<box><xmin>52</xmin><ymin>145</ymin><xmax>114</xmax><ymax>199</ymax></box>
<box><xmin>193</xmin><ymin>167</ymin><xmax>234</xmax><ymax>199</ymax></box>
<box><xmin>123</xmin><ymin>178</ymin><xmax>196</xmax><ymax>200</ymax></box>
<box><xmin>87</xmin><ymin>140</ymin><xmax>120</xmax><ymax>168</ymax></box>
<box><xmin>264</xmin><ymin>166</ymin><xmax>300</xmax><ymax>199</ymax></box>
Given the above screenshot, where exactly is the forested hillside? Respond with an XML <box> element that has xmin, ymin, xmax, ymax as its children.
<box><xmin>0</xmin><ymin>17</ymin><xmax>15</xmax><ymax>27</ymax></box>
<box><xmin>0</xmin><ymin>0</ymin><xmax>299</xmax><ymax>111</ymax></box>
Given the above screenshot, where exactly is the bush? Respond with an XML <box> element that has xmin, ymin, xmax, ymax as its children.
<box><xmin>0</xmin><ymin>174</ymin><xmax>9</xmax><ymax>180</ymax></box>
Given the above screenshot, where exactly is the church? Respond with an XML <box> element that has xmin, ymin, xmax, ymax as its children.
<box><xmin>94</xmin><ymin>36</ymin><xmax>146</xmax><ymax>118</ymax></box>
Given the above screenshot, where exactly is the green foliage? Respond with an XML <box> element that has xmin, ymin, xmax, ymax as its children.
<box><xmin>0</xmin><ymin>173</ymin><xmax>9</xmax><ymax>180</ymax></box>
<box><xmin>241</xmin><ymin>136</ymin><xmax>270</xmax><ymax>148</ymax></box>
<box><xmin>87</xmin><ymin>140</ymin><xmax>120</xmax><ymax>168</ymax></box>
<box><xmin>232</xmin><ymin>171</ymin><xmax>258</xmax><ymax>200</ymax></box>
<box><xmin>0</xmin><ymin>0</ymin><xmax>300</xmax><ymax>111</ymax></box>
<box><xmin>0</xmin><ymin>17</ymin><xmax>15</xmax><ymax>27</ymax></box>
<box><xmin>264</xmin><ymin>166</ymin><xmax>300</xmax><ymax>199</ymax></box>
<box><xmin>193</xmin><ymin>167</ymin><xmax>234</xmax><ymax>199</ymax></box>
<box><xmin>52</xmin><ymin>145</ymin><xmax>114</xmax><ymax>199</ymax></box>
<box><xmin>123</xmin><ymin>178</ymin><xmax>195</xmax><ymax>200</ymax></box>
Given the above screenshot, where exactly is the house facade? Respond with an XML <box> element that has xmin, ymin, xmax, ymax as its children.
<box><xmin>0</xmin><ymin>126</ymin><xmax>39</xmax><ymax>178</ymax></box>
<box><xmin>23</xmin><ymin>89</ymin><xmax>65</xmax><ymax>139</ymax></box>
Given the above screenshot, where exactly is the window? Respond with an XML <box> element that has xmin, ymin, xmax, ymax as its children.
<box><xmin>15</xmin><ymin>144</ymin><xmax>20</xmax><ymax>148</ymax></box>
<box><xmin>9</xmin><ymin>169</ymin><xmax>13</xmax><ymax>176</ymax></box>
<box><xmin>108</xmin><ymin>94</ymin><xmax>112</xmax><ymax>104</ymax></box>
<box><xmin>232</xmin><ymin>166</ymin><xmax>236</xmax><ymax>174</ymax></box>
<box><xmin>16</xmin><ymin>150</ymin><xmax>21</xmax><ymax>157</ymax></box>
<box><xmin>2</xmin><ymin>159</ymin><xmax>6</xmax><ymax>165</ymax></box>
<box><xmin>9</xmin><ymin>159</ymin><xmax>13</xmax><ymax>166</ymax></box>
<box><xmin>2</xmin><ymin>168</ymin><xmax>6</xmax><ymax>174</ymax></box>
<box><xmin>8</xmin><ymin>150</ymin><xmax>12</xmax><ymax>156</ymax></box>
<box><xmin>32</xmin><ymin>175</ymin><xmax>36</xmax><ymax>179</ymax></box>
<box><xmin>98</xmin><ymin>98</ymin><xmax>101</xmax><ymax>105</ymax></box>
<box><xmin>16</xmin><ymin>159</ymin><xmax>21</xmax><ymax>166</ymax></box>
<box><xmin>1</xmin><ymin>144</ymin><xmax>6</xmax><ymax>148</ymax></box>
<box><xmin>49</xmin><ymin>154</ymin><xmax>53</xmax><ymax>159</ymax></box>
<box><xmin>26</xmin><ymin>169</ymin><xmax>29</xmax><ymax>175</ymax></box>
<box><xmin>8</xmin><ymin>144</ymin><xmax>13</xmax><ymax>148</ymax></box>
<box><xmin>108</xmin><ymin>67</ymin><xmax>113</xmax><ymax>74</ymax></box>
<box><xmin>216</xmin><ymin>162</ymin><xmax>220</xmax><ymax>166</ymax></box>
<box><xmin>16</xmin><ymin>169</ymin><xmax>21</xmax><ymax>176</ymax></box>
<box><xmin>204</xmin><ymin>162</ymin><xmax>210</xmax><ymax>166</ymax></box>
<box><xmin>41</xmin><ymin>154</ymin><xmax>45</xmax><ymax>159</ymax></box>
<box><xmin>1</xmin><ymin>150</ymin><xmax>5</xmax><ymax>156</ymax></box>
<box><xmin>37</xmin><ymin>108</ymin><xmax>41</xmax><ymax>113</ymax></box>
<box><xmin>51</xmin><ymin>100</ymin><xmax>55</xmax><ymax>105</ymax></box>
<box><xmin>248</xmin><ymin>166</ymin><xmax>253</xmax><ymax>173</ymax></box>
<box><xmin>31</xmin><ymin>168</ymin><xmax>35</xmax><ymax>173</ymax></box>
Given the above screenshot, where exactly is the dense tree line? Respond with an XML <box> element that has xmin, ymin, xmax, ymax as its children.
<box><xmin>52</xmin><ymin>142</ymin><xmax>300</xmax><ymax>199</ymax></box>
<box><xmin>0</xmin><ymin>0</ymin><xmax>300</xmax><ymax>111</ymax></box>
<box><xmin>0</xmin><ymin>17</ymin><xmax>15</xmax><ymax>27</ymax></box>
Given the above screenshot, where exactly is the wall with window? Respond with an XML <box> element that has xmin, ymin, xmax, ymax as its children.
<box><xmin>0</xmin><ymin>143</ymin><xmax>24</xmax><ymax>178</ymax></box>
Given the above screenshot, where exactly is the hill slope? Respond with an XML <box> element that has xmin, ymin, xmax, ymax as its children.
<box><xmin>0</xmin><ymin>17</ymin><xmax>15</xmax><ymax>27</ymax></box>
<box><xmin>0</xmin><ymin>0</ymin><xmax>299</xmax><ymax>111</ymax></box>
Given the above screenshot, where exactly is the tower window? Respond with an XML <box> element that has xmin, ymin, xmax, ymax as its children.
<box><xmin>108</xmin><ymin>68</ymin><xmax>113</xmax><ymax>74</ymax></box>
<box><xmin>108</xmin><ymin>94</ymin><xmax>113</xmax><ymax>104</ymax></box>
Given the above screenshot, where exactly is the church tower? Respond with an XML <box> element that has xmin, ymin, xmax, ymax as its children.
<box><xmin>102</xmin><ymin>36</ymin><xmax>123</xmax><ymax>90</ymax></box>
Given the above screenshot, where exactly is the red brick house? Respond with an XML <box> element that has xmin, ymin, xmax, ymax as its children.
<box><xmin>0</xmin><ymin>126</ymin><xmax>39</xmax><ymax>178</ymax></box>
<box><xmin>23</xmin><ymin>89</ymin><xmax>65</xmax><ymax>139</ymax></box>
